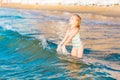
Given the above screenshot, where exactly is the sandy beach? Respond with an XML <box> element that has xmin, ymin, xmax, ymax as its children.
<box><xmin>1</xmin><ymin>3</ymin><xmax>120</xmax><ymax>17</ymax></box>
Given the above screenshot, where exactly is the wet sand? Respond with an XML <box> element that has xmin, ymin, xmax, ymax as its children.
<box><xmin>1</xmin><ymin>3</ymin><xmax>120</xmax><ymax>17</ymax></box>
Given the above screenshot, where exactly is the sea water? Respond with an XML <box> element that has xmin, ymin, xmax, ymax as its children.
<box><xmin>0</xmin><ymin>8</ymin><xmax>120</xmax><ymax>80</ymax></box>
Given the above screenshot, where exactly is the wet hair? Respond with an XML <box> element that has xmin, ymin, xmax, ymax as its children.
<box><xmin>73</xmin><ymin>14</ymin><xmax>81</xmax><ymax>20</ymax></box>
<box><xmin>73</xmin><ymin>14</ymin><xmax>81</xmax><ymax>28</ymax></box>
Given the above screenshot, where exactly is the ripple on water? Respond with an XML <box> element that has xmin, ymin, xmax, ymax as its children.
<box><xmin>0</xmin><ymin>8</ymin><xmax>120</xmax><ymax>80</ymax></box>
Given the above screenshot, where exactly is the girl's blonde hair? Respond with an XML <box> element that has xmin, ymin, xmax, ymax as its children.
<box><xmin>73</xmin><ymin>14</ymin><xmax>81</xmax><ymax>28</ymax></box>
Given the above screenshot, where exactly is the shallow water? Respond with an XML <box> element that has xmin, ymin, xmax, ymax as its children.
<box><xmin>0</xmin><ymin>8</ymin><xmax>120</xmax><ymax>80</ymax></box>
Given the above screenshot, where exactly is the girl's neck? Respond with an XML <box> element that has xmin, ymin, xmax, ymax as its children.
<box><xmin>70</xmin><ymin>25</ymin><xmax>79</xmax><ymax>29</ymax></box>
<box><xmin>71</xmin><ymin>25</ymin><xmax>76</xmax><ymax>29</ymax></box>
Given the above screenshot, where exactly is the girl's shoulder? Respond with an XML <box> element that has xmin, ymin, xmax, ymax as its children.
<box><xmin>72</xmin><ymin>27</ymin><xmax>79</xmax><ymax>32</ymax></box>
<box><xmin>68</xmin><ymin>28</ymin><xmax>79</xmax><ymax>35</ymax></box>
<box><xmin>68</xmin><ymin>27</ymin><xmax>79</xmax><ymax>31</ymax></box>
<box><xmin>66</xmin><ymin>27</ymin><xmax>71</xmax><ymax>33</ymax></box>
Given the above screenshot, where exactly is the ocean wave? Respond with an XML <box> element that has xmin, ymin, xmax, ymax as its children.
<box><xmin>0</xmin><ymin>15</ymin><xmax>24</xmax><ymax>19</ymax></box>
<box><xmin>0</xmin><ymin>8</ymin><xmax>120</xmax><ymax>79</ymax></box>
<box><xmin>83</xmin><ymin>19</ymin><xmax>120</xmax><ymax>26</ymax></box>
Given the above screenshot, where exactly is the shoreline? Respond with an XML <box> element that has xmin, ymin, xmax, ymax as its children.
<box><xmin>1</xmin><ymin>3</ymin><xmax>120</xmax><ymax>17</ymax></box>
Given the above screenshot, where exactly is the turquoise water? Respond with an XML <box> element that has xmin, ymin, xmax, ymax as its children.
<box><xmin>0</xmin><ymin>8</ymin><xmax>120</xmax><ymax>80</ymax></box>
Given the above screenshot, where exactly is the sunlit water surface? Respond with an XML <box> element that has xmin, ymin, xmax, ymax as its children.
<box><xmin>0</xmin><ymin>8</ymin><xmax>120</xmax><ymax>80</ymax></box>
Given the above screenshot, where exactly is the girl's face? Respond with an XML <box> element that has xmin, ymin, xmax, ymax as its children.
<box><xmin>69</xmin><ymin>16</ymin><xmax>77</xmax><ymax>25</ymax></box>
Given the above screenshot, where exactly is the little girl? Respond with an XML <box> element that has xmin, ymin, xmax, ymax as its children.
<box><xmin>57</xmin><ymin>14</ymin><xmax>84</xmax><ymax>58</ymax></box>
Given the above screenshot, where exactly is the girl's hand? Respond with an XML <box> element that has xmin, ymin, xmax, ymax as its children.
<box><xmin>56</xmin><ymin>47</ymin><xmax>59</xmax><ymax>52</ymax></box>
<box><xmin>57</xmin><ymin>43</ymin><xmax>63</xmax><ymax>48</ymax></box>
<box><xmin>61</xmin><ymin>46</ymin><xmax>68</xmax><ymax>55</ymax></box>
<box><xmin>57</xmin><ymin>44</ymin><xmax>62</xmax><ymax>52</ymax></box>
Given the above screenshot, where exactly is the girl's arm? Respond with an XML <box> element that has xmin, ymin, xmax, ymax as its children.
<box><xmin>59</xmin><ymin>29</ymin><xmax>69</xmax><ymax>46</ymax></box>
<box><xmin>62</xmin><ymin>29</ymin><xmax>78</xmax><ymax>46</ymax></box>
